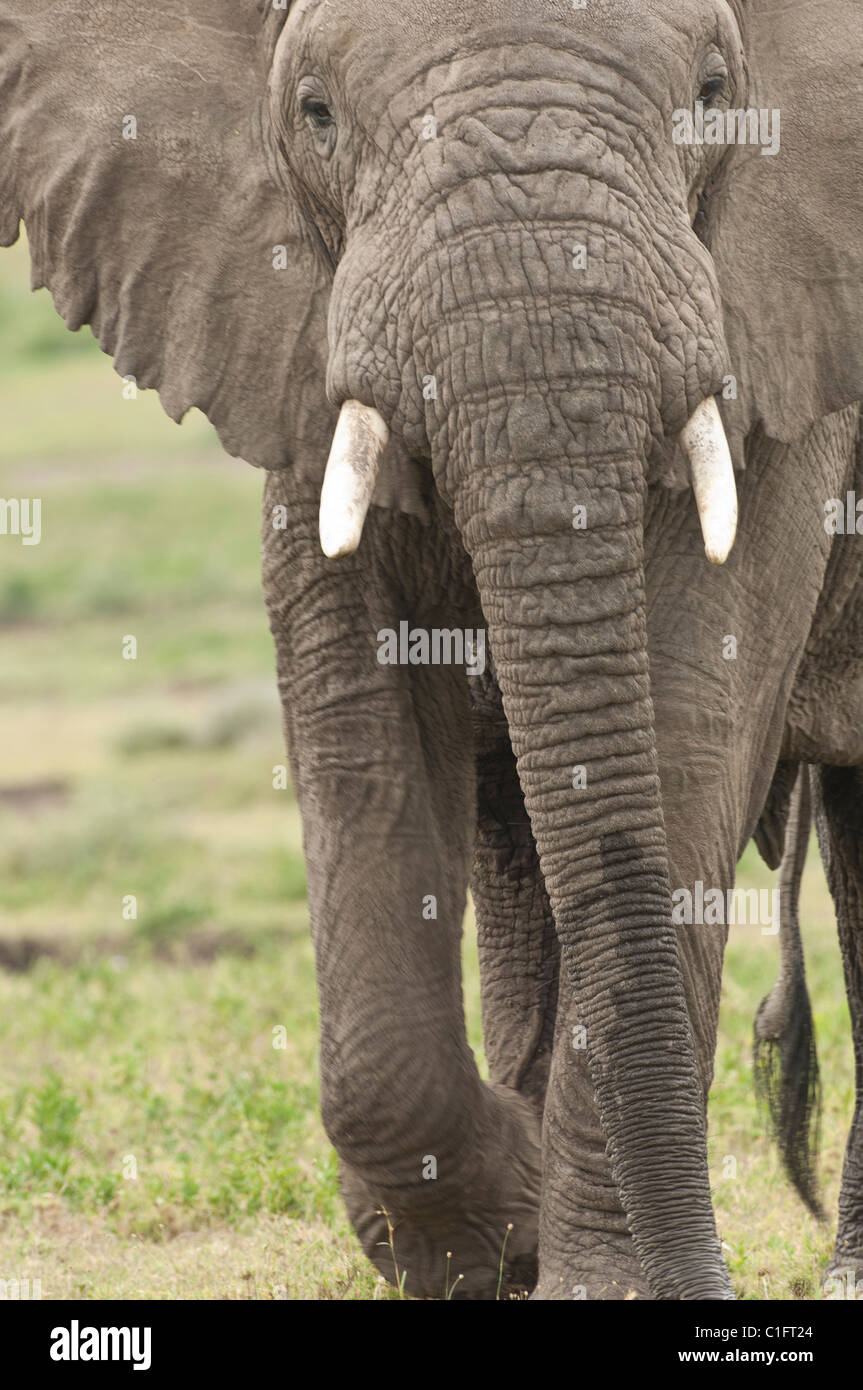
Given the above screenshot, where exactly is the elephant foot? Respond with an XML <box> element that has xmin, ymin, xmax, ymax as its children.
<box><xmin>532</xmin><ymin>1236</ymin><xmax>650</xmax><ymax>1301</ymax></box>
<box><xmin>531</xmin><ymin>1274</ymin><xmax>648</xmax><ymax>1301</ymax></box>
<box><xmin>823</xmin><ymin>1246</ymin><xmax>863</xmax><ymax>1299</ymax></box>
<box><xmin>340</xmin><ymin>1083</ymin><xmax>541</xmax><ymax>1299</ymax></box>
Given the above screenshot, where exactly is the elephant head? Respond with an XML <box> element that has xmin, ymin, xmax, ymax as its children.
<box><xmin>2</xmin><ymin>0</ymin><xmax>861</xmax><ymax>1298</ymax></box>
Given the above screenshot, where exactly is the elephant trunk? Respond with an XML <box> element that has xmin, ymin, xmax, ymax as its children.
<box><xmin>445</xmin><ymin>381</ymin><xmax>731</xmax><ymax>1299</ymax></box>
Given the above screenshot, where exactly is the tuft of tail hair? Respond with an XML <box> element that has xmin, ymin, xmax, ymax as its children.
<box><xmin>753</xmin><ymin>766</ymin><xmax>823</xmax><ymax>1219</ymax></box>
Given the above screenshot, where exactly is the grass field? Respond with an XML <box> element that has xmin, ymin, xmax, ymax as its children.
<box><xmin>0</xmin><ymin>234</ymin><xmax>854</xmax><ymax>1300</ymax></box>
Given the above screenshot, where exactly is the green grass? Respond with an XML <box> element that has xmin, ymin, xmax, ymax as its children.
<box><xmin>0</xmin><ymin>233</ymin><xmax>855</xmax><ymax>1300</ymax></box>
<box><xmin>710</xmin><ymin>844</ymin><xmax>852</xmax><ymax>1299</ymax></box>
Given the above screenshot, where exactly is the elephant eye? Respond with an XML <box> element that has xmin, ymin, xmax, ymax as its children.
<box><xmin>303</xmin><ymin>97</ymin><xmax>335</xmax><ymax>131</ymax></box>
<box><xmin>697</xmin><ymin>75</ymin><xmax>726</xmax><ymax>106</ymax></box>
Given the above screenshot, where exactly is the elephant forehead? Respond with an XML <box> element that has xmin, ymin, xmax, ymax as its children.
<box><xmin>295</xmin><ymin>0</ymin><xmax>724</xmax><ymax>104</ymax></box>
<box><xmin>305</xmin><ymin>0</ymin><xmax>707</xmax><ymax>48</ymax></box>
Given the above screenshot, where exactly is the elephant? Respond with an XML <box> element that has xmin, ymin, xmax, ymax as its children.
<box><xmin>2</xmin><ymin>0</ymin><xmax>862</xmax><ymax>1301</ymax></box>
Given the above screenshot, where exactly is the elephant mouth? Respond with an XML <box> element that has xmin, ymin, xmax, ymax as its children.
<box><xmin>317</xmin><ymin>394</ymin><xmax>737</xmax><ymax>567</ymax></box>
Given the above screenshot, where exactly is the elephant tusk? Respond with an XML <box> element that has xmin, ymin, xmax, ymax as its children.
<box><xmin>679</xmin><ymin>396</ymin><xmax>738</xmax><ymax>565</ymax></box>
<box><xmin>319</xmin><ymin>400</ymin><xmax>389</xmax><ymax>558</ymax></box>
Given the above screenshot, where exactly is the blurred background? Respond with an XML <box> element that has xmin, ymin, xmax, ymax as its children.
<box><xmin>0</xmin><ymin>234</ymin><xmax>852</xmax><ymax>1298</ymax></box>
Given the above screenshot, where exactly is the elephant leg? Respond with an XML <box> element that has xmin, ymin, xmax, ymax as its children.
<box><xmin>263</xmin><ymin>482</ymin><xmax>540</xmax><ymax>1299</ymax></box>
<box><xmin>812</xmin><ymin>764</ymin><xmax>863</xmax><ymax>1297</ymax></box>
<box><xmin>470</xmin><ymin>672</ymin><xmax>560</xmax><ymax>1117</ymax></box>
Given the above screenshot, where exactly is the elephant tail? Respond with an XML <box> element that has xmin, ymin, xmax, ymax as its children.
<box><xmin>753</xmin><ymin>765</ymin><xmax>824</xmax><ymax>1219</ymax></box>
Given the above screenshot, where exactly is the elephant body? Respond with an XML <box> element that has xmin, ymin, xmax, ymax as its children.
<box><xmin>263</xmin><ymin>401</ymin><xmax>863</xmax><ymax>1298</ymax></box>
<box><xmin>2</xmin><ymin>0</ymin><xmax>863</xmax><ymax>1298</ymax></box>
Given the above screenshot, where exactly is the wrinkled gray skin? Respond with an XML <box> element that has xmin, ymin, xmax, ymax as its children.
<box><xmin>2</xmin><ymin>0</ymin><xmax>863</xmax><ymax>1299</ymax></box>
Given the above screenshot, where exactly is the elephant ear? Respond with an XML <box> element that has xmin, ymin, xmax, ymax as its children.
<box><xmin>0</xmin><ymin>0</ymin><xmax>334</xmax><ymax>475</ymax></box>
<box><xmin>707</xmin><ymin>0</ymin><xmax>863</xmax><ymax>447</ymax></box>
